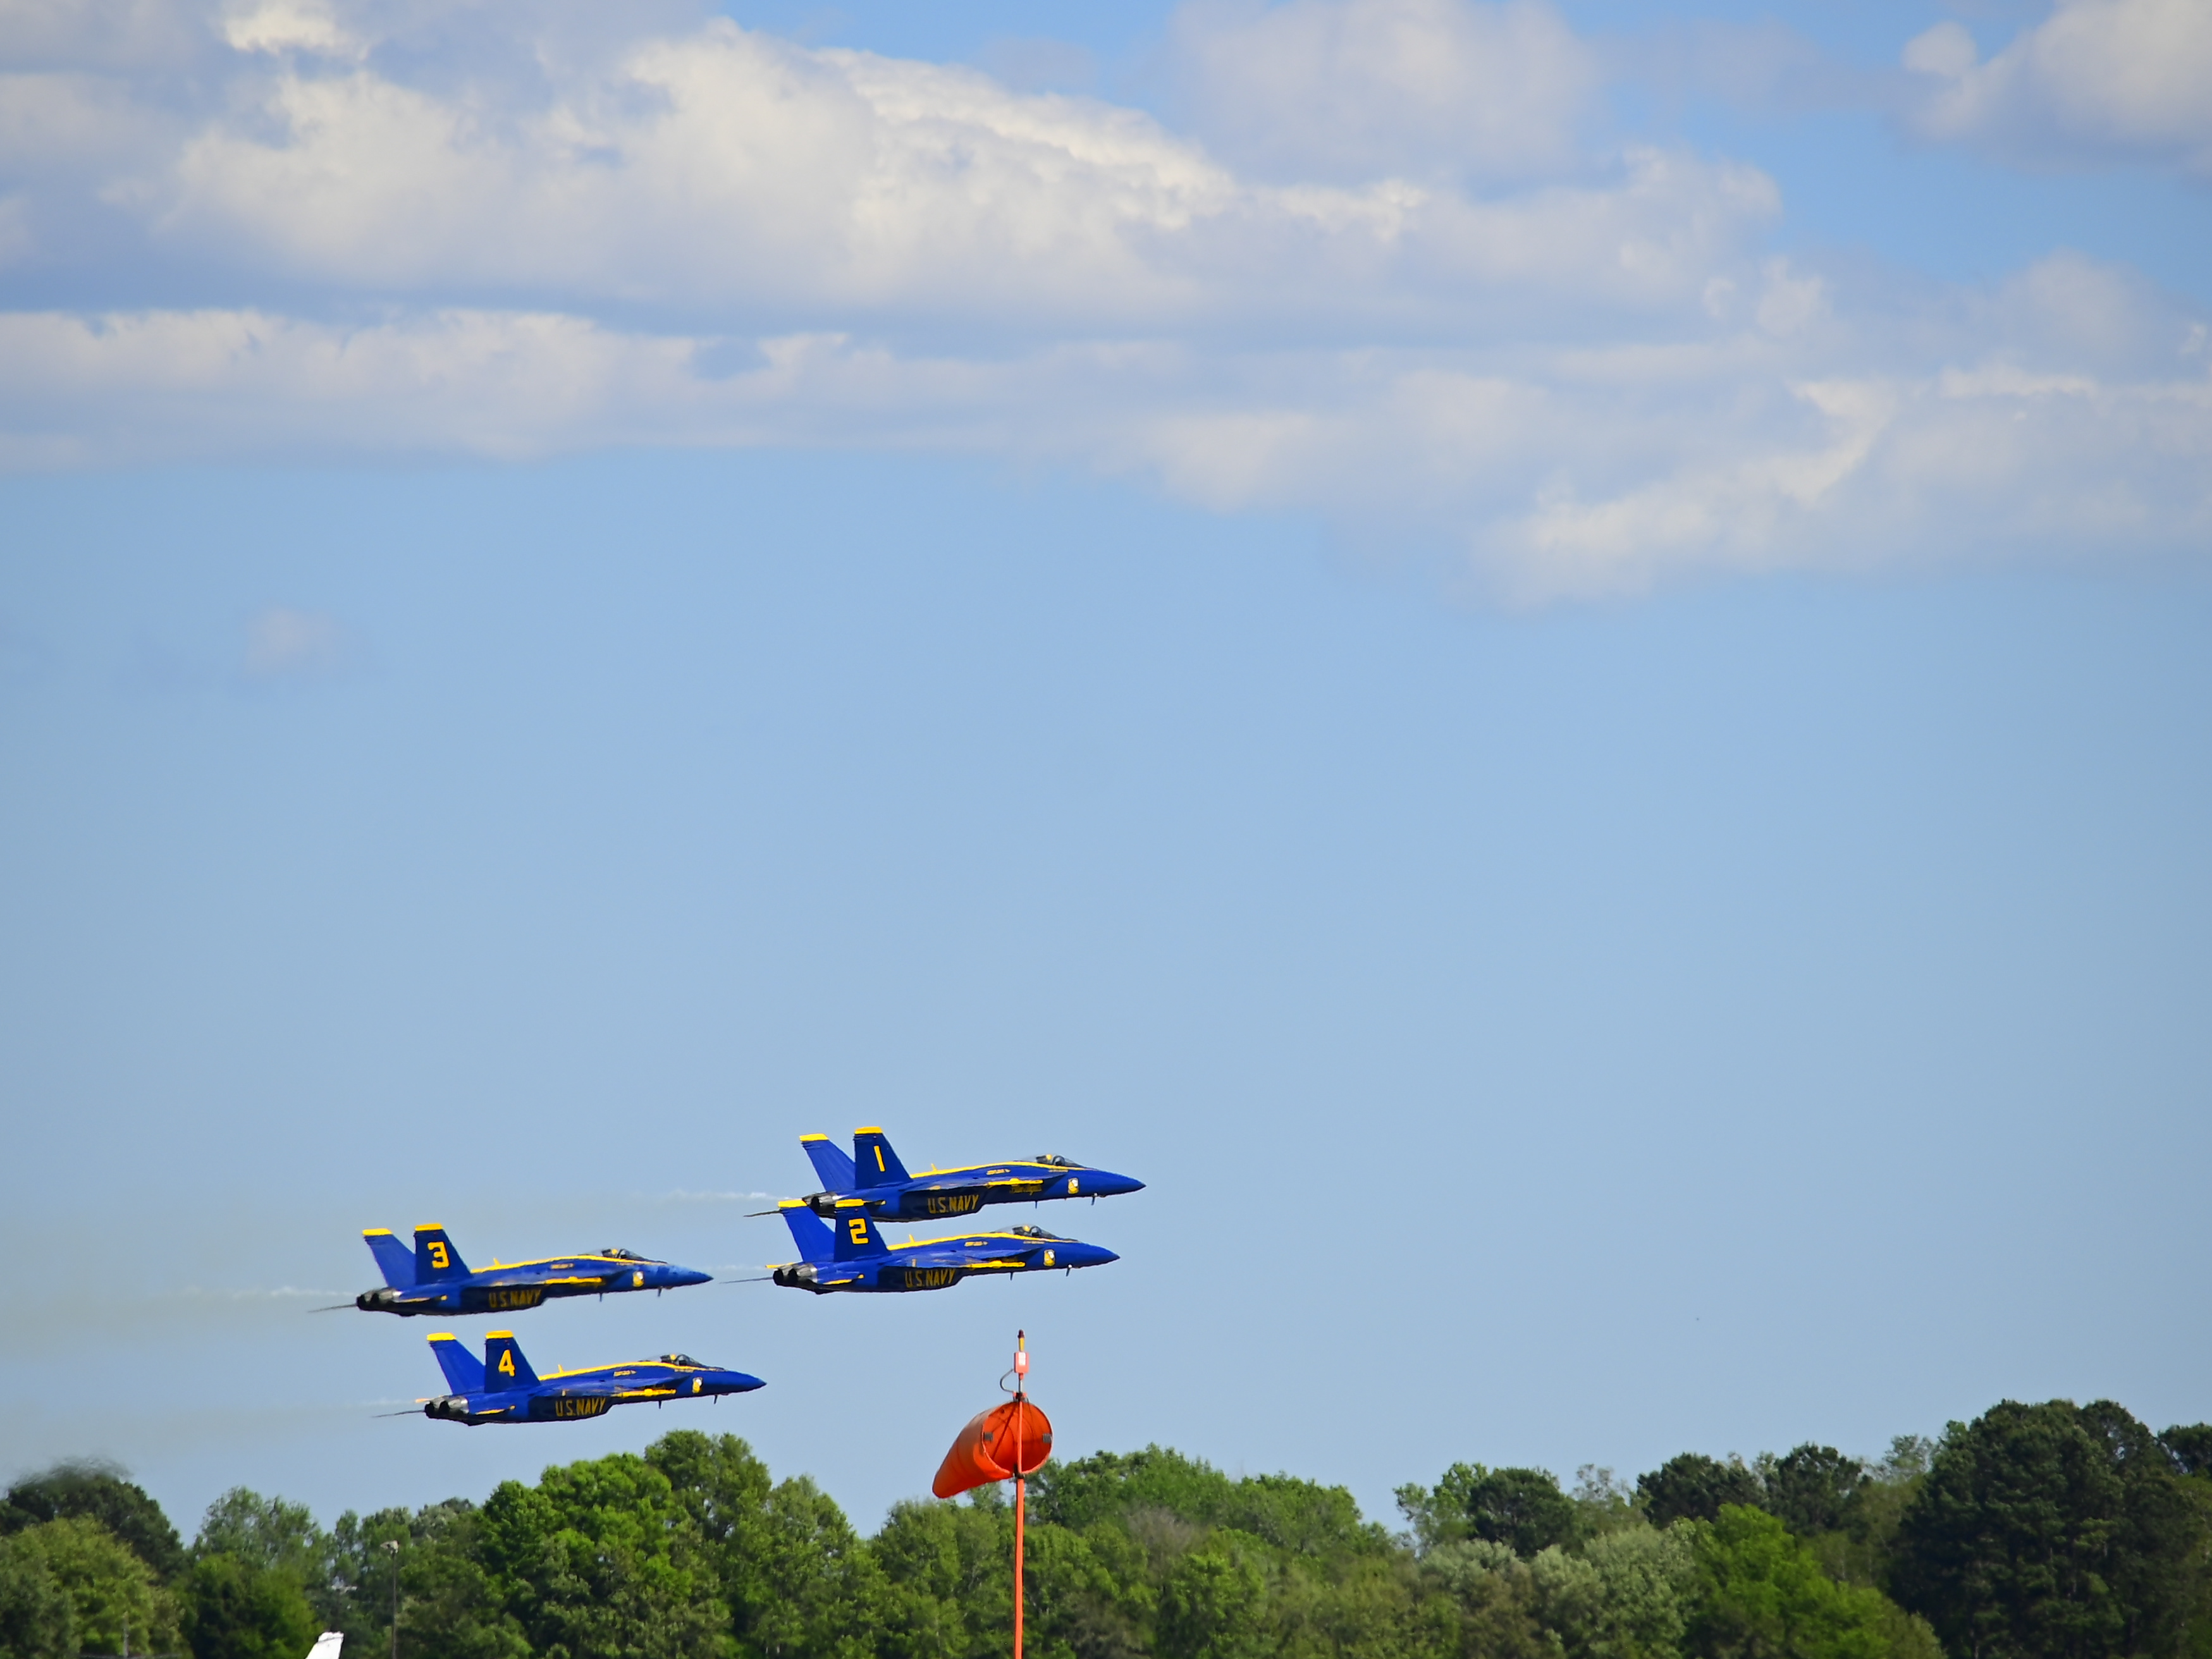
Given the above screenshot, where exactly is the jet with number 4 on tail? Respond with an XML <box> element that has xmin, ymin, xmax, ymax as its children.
<box><xmin>353</xmin><ymin>1226</ymin><xmax>710</xmax><ymax>1316</ymax></box>
<box><xmin>787</xmin><ymin>1128</ymin><xmax>1143</xmax><ymax>1223</ymax></box>
<box><xmin>770</xmin><ymin>1200</ymin><xmax>1118</xmax><ymax>1293</ymax></box>
<box><xmin>417</xmin><ymin>1330</ymin><xmax>763</xmax><ymax>1424</ymax></box>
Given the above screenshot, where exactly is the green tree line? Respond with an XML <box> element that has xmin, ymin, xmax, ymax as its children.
<box><xmin>6</xmin><ymin>1397</ymin><xmax>2211</xmax><ymax>1659</ymax></box>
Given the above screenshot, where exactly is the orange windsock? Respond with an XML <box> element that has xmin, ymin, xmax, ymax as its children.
<box><xmin>932</xmin><ymin>1399</ymin><xmax>1054</xmax><ymax>1498</ymax></box>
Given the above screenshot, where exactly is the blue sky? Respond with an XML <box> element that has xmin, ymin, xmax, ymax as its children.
<box><xmin>1</xmin><ymin>0</ymin><xmax>2209</xmax><ymax>1542</ymax></box>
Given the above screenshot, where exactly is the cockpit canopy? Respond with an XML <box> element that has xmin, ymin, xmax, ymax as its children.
<box><xmin>598</xmin><ymin>1247</ymin><xmax>654</xmax><ymax>1261</ymax></box>
<box><xmin>659</xmin><ymin>1353</ymin><xmax>707</xmax><ymax>1368</ymax></box>
<box><xmin>1008</xmin><ymin>1225</ymin><xmax>1064</xmax><ymax>1240</ymax></box>
<box><xmin>1033</xmin><ymin>1154</ymin><xmax>1077</xmax><ymax>1167</ymax></box>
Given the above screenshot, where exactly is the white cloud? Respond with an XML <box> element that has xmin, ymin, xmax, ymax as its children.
<box><xmin>220</xmin><ymin>0</ymin><xmax>366</xmax><ymax>59</ymax></box>
<box><xmin>0</xmin><ymin>0</ymin><xmax>2202</xmax><ymax>598</ymax></box>
<box><xmin>1902</xmin><ymin>0</ymin><xmax>2212</xmax><ymax>176</ymax></box>
<box><xmin>1166</xmin><ymin>0</ymin><xmax>1598</xmax><ymax>183</ymax></box>
<box><xmin>4</xmin><ymin>251</ymin><xmax>2204</xmax><ymax>599</ymax></box>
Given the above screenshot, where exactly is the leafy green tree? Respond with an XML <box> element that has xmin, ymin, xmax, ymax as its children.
<box><xmin>2160</xmin><ymin>1428</ymin><xmax>2212</xmax><ymax>1481</ymax></box>
<box><xmin>1022</xmin><ymin>1522</ymin><xmax>1148</xmax><ymax>1659</ymax></box>
<box><xmin>1036</xmin><ymin>1450</ymin><xmax>1381</xmax><ymax>1562</ymax></box>
<box><xmin>1575</xmin><ymin>1471</ymin><xmax>1647</xmax><ymax>1541</ymax></box>
<box><xmin>1427</xmin><ymin>1467</ymin><xmax>1583</xmax><ymax>1558</ymax></box>
<box><xmin>874</xmin><ymin>1495</ymin><xmax>1014</xmax><ymax>1659</ymax></box>
<box><xmin>1416</xmin><ymin>1540</ymin><xmax>1553</xmax><ymax>1659</ymax></box>
<box><xmin>6</xmin><ymin>1518</ymin><xmax>181</xmax><ymax>1657</ymax></box>
<box><xmin>1767</xmin><ymin>1450</ymin><xmax>1869</xmax><ymax>1540</ymax></box>
<box><xmin>478</xmin><ymin>1452</ymin><xmax>728</xmax><ymax>1659</ymax></box>
<box><xmin>0</xmin><ymin>1531</ymin><xmax>77</xmax><ymax>1659</ymax></box>
<box><xmin>1890</xmin><ymin>1399</ymin><xmax>2211</xmax><ymax>1659</ymax></box>
<box><xmin>194</xmin><ymin>1493</ymin><xmax>327</xmax><ymax>1586</ymax></box>
<box><xmin>324</xmin><ymin>1507</ymin><xmax>410</xmax><ymax>1656</ymax></box>
<box><xmin>1641</xmin><ymin>1459</ymin><xmax>1766</xmax><ymax>1529</ymax></box>
<box><xmin>648</xmin><ymin>1431</ymin><xmax>883</xmax><ymax>1659</ymax></box>
<box><xmin>1531</xmin><ymin>1522</ymin><xmax>1700</xmax><ymax>1659</ymax></box>
<box><xmin>1155</xmin><ymin>1530</ymin><xmax>1269</xmax><ymax>1659</ymax></box>
<box><xmin>181</xmin><ymin>1555</ymin><xmax>319</xmax><ymax>1659</ymax></box>
<box><xmin>1685</xmin><ymin>1507</ymin><xmax>1891</xmax><ymax>1659</ymax></box>
<box><xmin>3</xmin><ymin>1467</ymin><xmax>187</xmax><ymax>1586</ymax></box>
<box><xmin>390</xmin><ymin>1502</ymin><xmax>525</xmax><ymax>1659</ymax></box>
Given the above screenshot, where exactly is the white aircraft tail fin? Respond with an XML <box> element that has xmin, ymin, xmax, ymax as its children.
<box><xmin>307</xmin><ymin>1633</ymin><xmax>343</xmax><ymax>1659</ymax></box>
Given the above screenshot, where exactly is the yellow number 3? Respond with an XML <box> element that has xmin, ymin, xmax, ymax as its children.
<box><xmin>428</xmin><ymin>1241</ymin><xmax>450</xmax><ymax>1270</ymax></box>
<box><xmin>848</xmin><ymin>1219</ymin><xmax>868</xmax><ymax>1244</ymax></box>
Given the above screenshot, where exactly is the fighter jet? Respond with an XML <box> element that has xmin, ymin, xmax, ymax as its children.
<box><xmin>787</xmin><ymin>1127</ymin><xmax>1144</xmax><ymax>1222</ymax></box>
<box><xmin>353</xmin><ymin>1226</ymin><xmax>710</xmax><ymax>1316</ymax></box>
<box><xmin>417</xmin><ymin>1329</ymin><xmax>763</xmax><ymax>1424</ymax></box>
<box><xmin>769</xmin><ymin>1199</ymin><xmax>1118</xmax><ymax>1293</ymax></box>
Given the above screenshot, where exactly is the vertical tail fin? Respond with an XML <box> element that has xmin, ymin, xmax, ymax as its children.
<box><xmin>363</xmin><ymin>1229</ymin><xmax>415</xmax><ymax>1288</ymax></box>
<box><xmin>482</xmin><ymin>1331</ymin><xmax>540</xmax><ymax>1390</ymax></box>
<box><xmin>851</xmin><ymin>1128</ymin><xmax>910</xmax><ymax>1187</ymax></box>
<box><xmin>830</xmin><ymin>1201</ymin><xmax>890</xmax><ymax>1260</ymax></box>
<box><xmin>800</xmin><ymin>1133</ymin><xmax>857</xmax><ymax>1192</ymax></box>
<box><xmin>427</xmin><ymin>1333</ymin><xmax>485</xmax><ymax>1394</ymax></box>
<box><xmin>413</xmin><ymin>1226</ymin><xmax>470</xmax><ymax>1283</ymax></box>
<box><xmin>306</xmin><ymin>1634</ymin><xmax>343</xmax><ymax>1659</ymax></box>
<box><xmin>779</xmin><ymin>1202</ymin><xmax>835</xmax><ymax>1264</ymax></box>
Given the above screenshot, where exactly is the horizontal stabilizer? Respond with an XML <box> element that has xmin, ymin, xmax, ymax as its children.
<box><xmin>363</xmin><ymin>1229</ymin><xmax>415</xmax><ymax>1289</ymax></box>
<box><xmin>800</xmin><ymin>1133</ymin><xmax>857</xmax><ymax>1192</ymax></box>
<box><xmin>483</xmin><ymin>1331</ymin><xmax>540</xmax><ymax>1390</ymax></box>
<box><xmin>779</xmin><ymin>1202</ymin><xmax>834</xmax><ymax>1264</ymax></box>
<box><xmin>427</xmin><ymin>1333</ymin><xmax>484</xmax><ymax>1394</ymax></box>
<box><xmin>852</xmin><ymin>1128</ymin><xmax>910</xmax><ymax>1188</ymax></box>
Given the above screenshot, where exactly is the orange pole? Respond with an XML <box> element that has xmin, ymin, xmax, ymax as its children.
<box><xmin>1012</xmin><ymin>1330</ymin><xmax>1027</xmax><ymax>1659</ymax></box>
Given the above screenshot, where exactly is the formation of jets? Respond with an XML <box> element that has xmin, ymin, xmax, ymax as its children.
<box><xmin>353</xmin><ymin>1126</ymin><xmax>1143</xmax><ymax>1424</ymax></box>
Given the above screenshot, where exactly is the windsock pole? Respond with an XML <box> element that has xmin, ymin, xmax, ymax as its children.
<box><xmin>1012</xmin><ymin>1331</ymin><xmax>1029</xmax><ymax>1659</ymax></box>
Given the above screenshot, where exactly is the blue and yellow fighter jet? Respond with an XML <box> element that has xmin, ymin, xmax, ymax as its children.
<box><xmin>417</xmin><ymin>1330</ymin><xmax>763</xmax><ymax>1424</ymax></box>
<box><xmin>769</xmin><ymin>1200</ymin><xmax>1118</xmax><ymax>1292</ymax></box>
<box><xmin>789</xmin><ymin>1127</ymin><xmax>1143</xmax><ymax>1222</ymax></box>
<box><xmin>355</xmin><ymin>1226</ymin><xmax>710</xmax><ymax>1316</ymax></box>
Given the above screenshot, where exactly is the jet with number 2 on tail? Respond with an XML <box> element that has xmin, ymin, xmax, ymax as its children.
<box><xmin>769</xmin><ymin>1200</ymin><xmax>1118</xmax><ymax>1293</ymax></box>
<box><xmin>417</xmin><ymin>1329</ymin><xmax>763</xmax><ymax>1423</ymax></box>
<box><xmin>353</xmin><ymin>1226</ymin><xmax>710</xmax><ymax>1316</ymax></box>
<box><xmin>788</xmin><ymin>1127</ymin><xmax>1143</xmax><ymax>1223</ymax></box>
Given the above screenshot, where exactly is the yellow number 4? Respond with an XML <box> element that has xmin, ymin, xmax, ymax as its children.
<box><xmin>498</xmin><ymin>1349</ymin><xmax>515</xmax><ymax>1376</ymax></box>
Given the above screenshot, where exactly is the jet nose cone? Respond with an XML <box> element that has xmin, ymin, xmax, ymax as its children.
<box><xmin>716</xmin><ymin>1369</ymin><xmax>766</xmax><ymax>1393</ymax></box>
<box><xmin>1075</xmin><ymin>1244</ymin><xmax>1119</xmax><ymax>1268</ymax></box>
<box><xmin>668</xmin><ymin>1266</ymin><xmax>713</xmax><ymax>1289</ymax></box>
<box><xmin>1091</xmin><ymin>1170</ymin><xmax>1145</xmax><ymax>1197</ymax></box>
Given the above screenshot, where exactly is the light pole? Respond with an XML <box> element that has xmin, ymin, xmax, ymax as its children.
<box><xmin>384</xmin><ymin>1540</ymin><xmax>400</xmax><ymax>1659</ymax></box>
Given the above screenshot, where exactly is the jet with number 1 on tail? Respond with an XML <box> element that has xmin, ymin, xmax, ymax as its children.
<box><xmin>769</xmin><ymin>1201</ymin><xmax>1117</xmax><ymax>1293</ymax></box>
<box><xmin>417</xmin><ymin>1330</ymin><xmax>763</xmax><ymax>1424</ymax></box>
<box><xmin>353</xmin><ymin>1226</ymin><xmax>710</xmax><ymax>1316</ymax></box>
<box><xmin>787</xmin><ymin>1127</ymin><xmax>1144</xmax><ymax>1223</ymax></box>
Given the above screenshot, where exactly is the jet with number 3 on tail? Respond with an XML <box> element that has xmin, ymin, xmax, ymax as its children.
<box><xmin>353</xmin><ymin>1226</ymin><xmax>710</xmax><ymax>1316</ymax></box>
<box><xmin>786</xmin><ymin>1127</ymin><xmax>1143</xmax><ymax>1223</ymax></box>
<box><xmin>769</xmin><ymin>1200</ymin><xmax>1118</xmax><ymax>1293</ymax></box>
<box><xmin>416</xmin><ymin>1330</ymin><xmax>763</xmax><ymax>1424</ymax></box>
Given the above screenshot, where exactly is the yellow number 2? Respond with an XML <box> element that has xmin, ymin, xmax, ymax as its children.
<box><xmin>498</xmin><ymin>1349</ymin><xmax>515</xmax><ymax>1376</ymax></box>
<box><xmin>848</xmin><ymin>1218</ymin><xmax>868</xmax><ymax>1244</ymax></box>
